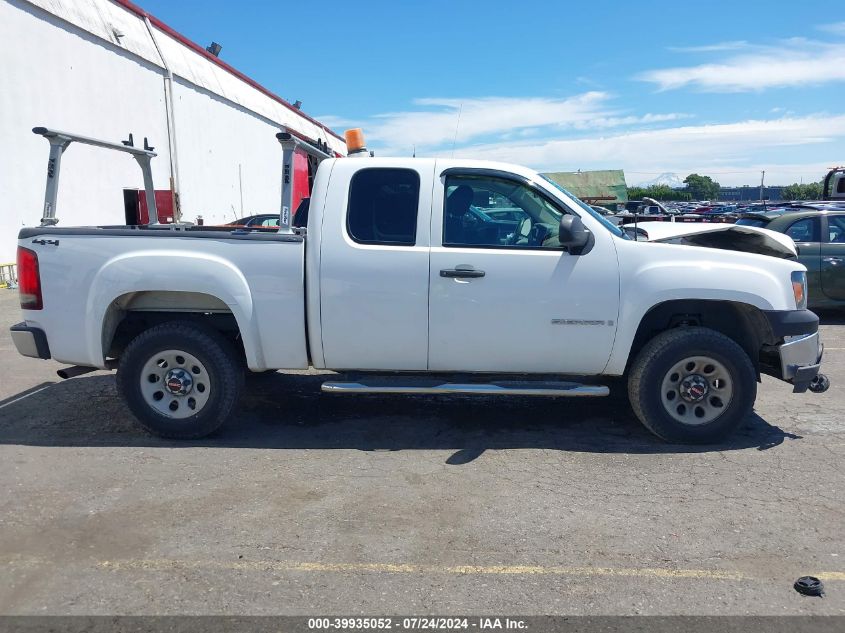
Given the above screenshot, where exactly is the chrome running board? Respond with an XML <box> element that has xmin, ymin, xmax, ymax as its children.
<box><xmin>321</xmin><ymin>380</ymin><xmax>609</xmax><ymax>397</ymax></box>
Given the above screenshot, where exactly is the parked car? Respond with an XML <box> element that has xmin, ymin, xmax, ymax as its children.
<box><xmin>12</xmin><ymin>147</ymin><xmax>828</xmax><ymax>444</ymax></box>
<box><xmin>736</xmin><ymin>209</ymin><xmax>845</xmax><ymax>308</ymax></box>
<box><xmin>225</xmin><ymin>214</ymin><xmax>280</xmax><ymax>229</ymax></box>
<box><xmin>589</xmin><ymin>205</ymin><xmax>623</xmax><ymax>225</ymax></box>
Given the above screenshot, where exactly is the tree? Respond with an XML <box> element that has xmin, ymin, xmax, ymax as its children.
<box><xmin>782</xmin><ymin>182</ymin><xmax>823</xmax><ymax>201</ymax></box>
<box><xmin>627</xmin><ymin>185</ymin><xmax>691</xmax><ymax>201</ymax></box>
<box><xmin>682</xmin><ymin>174</ymin><xmax>721</xmax><ymax>201</ymax></box>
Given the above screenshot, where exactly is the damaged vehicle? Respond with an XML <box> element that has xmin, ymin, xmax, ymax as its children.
<box><xmin>624</xmin><ymin>221</ymin><xmax>798</xmax><ymax>259</ymax></box>
<box><xmin>10</xmin><ymin>126</ymin><xmax>830</xmax><ymax>444</ymax></box>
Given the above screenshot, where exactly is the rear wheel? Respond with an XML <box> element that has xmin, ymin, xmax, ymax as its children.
<box><xmin>117</xmin><ymin>322</ymin><xmax>243</xmax><ymax>439</ymax></box>
<box><xmin>628</xmin><ymin>327</ymin><xmax>756</xmax><ymax>443</ymax></box>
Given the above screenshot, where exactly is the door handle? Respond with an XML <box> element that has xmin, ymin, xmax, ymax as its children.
<box><xmin>440</xmin><ymin>268</ymin><xmax>485</xmax><ymax>278</ymax></box>
<box><xmin>823</xmin><ymin>257</ymin><xmax>843</xmax><ymax>264</ymax></box>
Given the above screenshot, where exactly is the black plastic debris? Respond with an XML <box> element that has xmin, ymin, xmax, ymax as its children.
<box><xmin>794</xmin><ymin>576</ymin><xmax>824</xmax><ymax>597</ymax></box>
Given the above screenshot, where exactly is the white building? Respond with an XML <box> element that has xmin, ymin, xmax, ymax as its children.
<box><xmin>0</xmin><ymin>0</ymin><xmax>346</xmax><ymax>262</ymax></box>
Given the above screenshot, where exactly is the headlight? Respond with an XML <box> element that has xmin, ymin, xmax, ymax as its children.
<box><xmin>791</xmin><ymin>271</ymin><xmax>807</xmax><ymax>310</ymax></box>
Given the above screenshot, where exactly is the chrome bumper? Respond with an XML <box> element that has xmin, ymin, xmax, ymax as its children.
<box><xmin>778</xmin><ymin>332</ymin><xmax>823</xmax><ymax>392</ymax></box>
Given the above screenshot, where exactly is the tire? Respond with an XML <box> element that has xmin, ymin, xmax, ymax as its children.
<box><xmin>116</xmin><ymin>322</ymin><xmax>244</xmax><ymax>439</ymax></box>
<box><xmin>627</xmin><ymin>326</ymin><xmax>756</xmax><ymax>444</ymax></box>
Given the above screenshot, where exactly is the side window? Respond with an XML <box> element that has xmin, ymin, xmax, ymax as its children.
<box><xmin>443</xmin><ymin>175</ymin><xmax>565</xmax><ymax>249</ymax></box>
<box><xmin>260</xmin><ymin>217</ymin><xmax>280</xmax><ymax>227</ymax></box>
<box><xmin>785</xmin><ymin>217</ymin><xmax>820</xmax><ymax>243</ymax></box>
<box><xmin>347</xmin><ymin>168</ymin><xmax>420</xmax><ymax>245</ymax></box>
<box><xmin>828</xmin><ymin>216</ymin><xmax>845</xmax><ymax>243</ymax></box>
<box><xmin>836</xmin><ymin>177</ymin><xmax>845</xmax><ymax>194</ymax></box>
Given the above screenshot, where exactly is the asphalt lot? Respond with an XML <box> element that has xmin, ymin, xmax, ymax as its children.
<box><xmin>0</xmin><ymin>288</ymin><xmax>843</xmax><ymax>615</ymax></box>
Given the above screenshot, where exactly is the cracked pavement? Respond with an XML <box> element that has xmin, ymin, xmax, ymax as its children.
<box><xmin>0</xmin><ymin>290</ymin><xmax>843</xmax><ymax>614</ymax></box>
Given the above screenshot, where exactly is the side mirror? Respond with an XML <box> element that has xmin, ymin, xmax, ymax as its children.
<box><xmin>559</xmin><ymin>214</ymin><xmax>591</xmax><ymax>254</ymax></box>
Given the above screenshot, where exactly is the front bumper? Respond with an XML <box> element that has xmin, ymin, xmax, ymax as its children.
<box><xmin>777</xmin><ymin>333</ymin><xmax>823</xmax><ymax>393</ymax></box>
<box><xmin>760</xmin><ymin>310</ymin><xmax>824</xmax><ymax>392</ymax></box>
<box><xmin>10</xmin><ymin>323</ymin><xmax>51</xmax><ymax>359</ymax></box>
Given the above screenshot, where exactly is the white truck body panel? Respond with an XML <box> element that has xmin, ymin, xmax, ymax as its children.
<box><xmin>22</xmin><ymin>234</ymin><xmax>307</xmax><ymax>370</ymax></box>
<box><xmin>317</xmin><ymin>158</ymin><xmax>436</xmax><ymax>370</ymax></box>
<box><xmin>428</xmin><ymin>244</ymin><xmax>619</xmax><ymax>373</ymax></box>
<box><xmin>603</xmin><ymin>238</ymin><xmax>800</xmax><ymax>375</ymax></box>
<box><xmin>304</xmin><ymin>160</ymin><xmax>331</xmax><ymax>369</ymax></box>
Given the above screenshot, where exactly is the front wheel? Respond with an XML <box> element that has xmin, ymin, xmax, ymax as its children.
<box><xmin>117</xmin><ymin>322</ymin><xmax>244</xmax><ymax>439</ymax></box>
<box><xmin>627</xmin><ymin>327</ymin><xmax>756</xmax><ymax>443</ymax></box>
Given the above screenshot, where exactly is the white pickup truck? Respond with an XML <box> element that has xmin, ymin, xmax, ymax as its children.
<box><xmin>11</xmin><ymin>128</ymin><xmax>828</xmax><ymax>444</ymax></box>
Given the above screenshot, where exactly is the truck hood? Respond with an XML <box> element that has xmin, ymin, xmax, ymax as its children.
<box><xmin>634</xmin><ymin>222</ymin><xmax>797</xmax><ymax>259</ymax></box>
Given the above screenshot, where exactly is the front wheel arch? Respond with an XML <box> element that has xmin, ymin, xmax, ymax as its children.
<box><xmin>626</xmin><ymin>299</ymin><xmax>773</xmax><ymax>375</ymax></box>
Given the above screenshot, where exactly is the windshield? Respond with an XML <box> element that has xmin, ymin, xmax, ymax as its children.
<box><xmin>539</xmin><ymin>175</ymin><xmax>628</xmax><ymax>239</ymax></box>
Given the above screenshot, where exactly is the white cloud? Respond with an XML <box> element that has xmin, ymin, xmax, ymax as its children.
<box><xmin>312</xmin><ymin>114</ymin><xmax>358</xmax><ymax>130</ymax></box>
<box><xmin>365</xmin><ymin>92</ymin><xmax>688</xmax><ymax>154</ymax></box>
<box><xmin>818</xmin><ymin>21</ymin><xmax>845</xmax><ymax>35</ymax></box>
<box><xmin>443</xmin><ymin>114</ymin><xmax>845</xmax><ymax>186</ymax></box>
<box><xmin>667</xmin><ymin>40</ymin><xmax>749</xmax><ymax>53</ymax></box>
<box><xmin>638</xmin><ymin>40</ymin><xmax>845</xmax><ymax>92</ymax></box>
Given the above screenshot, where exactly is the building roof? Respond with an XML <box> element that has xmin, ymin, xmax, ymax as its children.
<box><xmin>114</xmin><ymin>0</ymin><xmax>343</xmax><ymax>144</ymax></box>
<box><xmin>542</xmin><ymin>169</ymin><xmax>628</xmax><ymax>203</ymax></box>
<box><xmin>22</xmin><ymin>0</ymin><xmax>346</xmax><ymax>154</ymax></box>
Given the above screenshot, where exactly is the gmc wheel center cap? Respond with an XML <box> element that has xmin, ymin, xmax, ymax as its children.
<box><xmin>164</xmin><ymin>368</ymin><xmax>193</xmax><ymax>395</ymax></box>
<box><xmin>680</xmin><ymin>375</ymin><xmax>709</xmax><ymax>403</ymax></box>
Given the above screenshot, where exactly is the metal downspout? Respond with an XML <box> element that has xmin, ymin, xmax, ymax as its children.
<box><xmin>144</xmin><ymin>16</ymin><xmax>181</xmax><ymax>221</ymax></box>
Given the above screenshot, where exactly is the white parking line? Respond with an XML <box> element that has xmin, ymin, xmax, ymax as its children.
<box><xmin>0</xmin><ymin>384</ymin><xmax>54</xmax><ymax>409</ymax></box>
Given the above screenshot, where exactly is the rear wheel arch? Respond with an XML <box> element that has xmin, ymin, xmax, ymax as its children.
<box><xmin>102</xmin><ymin>291</ymin><xmax>250</xmax><ymax>366</ymax></box>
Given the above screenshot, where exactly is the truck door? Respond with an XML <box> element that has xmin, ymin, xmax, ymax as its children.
<box><xmin>318</xmin><ymin>161</ymin><xmax>434</xmax><ymax>370</ymax></box>
<box><xmin>821</xmin><ymin>214</ymin><xmax>845</xmax><ymax>301</ymax></box>
<box><xmin>428</xmin><ymin>167</ymin><xmax>620</xmax><ymax>374</ymax></box>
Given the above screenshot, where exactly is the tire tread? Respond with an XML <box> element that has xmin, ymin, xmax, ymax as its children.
<box><xmin>627</xmin><ymin>326</ymin><xmax>756</xmax><ymax>443</ymax></box>
<box><xmin>116</xmin><ymin>321</ymin><xmax>242</xmax><ymax>439</ymax></box>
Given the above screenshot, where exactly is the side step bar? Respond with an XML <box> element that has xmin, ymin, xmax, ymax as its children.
<box><xmin>321</xmin><ymin>380</ymin><xmax>609</xmax><ymax>397</ymax></box>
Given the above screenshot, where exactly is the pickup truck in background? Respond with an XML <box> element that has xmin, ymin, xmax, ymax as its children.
<box><xmin>823</xmin><ymin>166</ymin><xmax>845</xmax><ymax>201</ymax></box>
<box><xmin>11</xmin><ymin>127</ymin><xmax>829</xmax><ymax>444</ymax></box>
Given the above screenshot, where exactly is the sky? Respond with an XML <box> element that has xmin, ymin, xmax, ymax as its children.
<box><xmin>139</xmin><ymin>0</ymin><xmax>845</xmax><ymax>186</ymax></box>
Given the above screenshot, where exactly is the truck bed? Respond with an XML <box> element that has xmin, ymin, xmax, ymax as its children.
<box><xmin>18</xmin><ymin>225</ymin><xmax>308</xmax><ymax>371</ymax></box>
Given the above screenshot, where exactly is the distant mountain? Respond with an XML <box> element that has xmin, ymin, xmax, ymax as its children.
<box><xmin>635</xmin><ymin>173</ymin><xmax>685</xmax><ymax>189</ymax></box>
